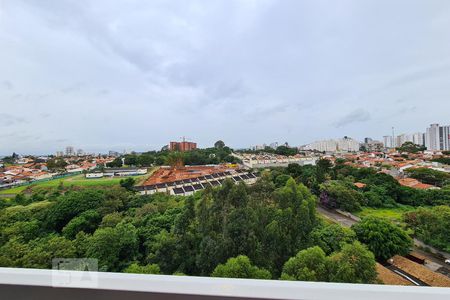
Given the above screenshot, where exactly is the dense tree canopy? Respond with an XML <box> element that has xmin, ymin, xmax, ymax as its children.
<box><xmin>238</xmin><ymin>145</ymin><xmax>299</xmax><ymax>156</ymax></box>
<box><xmin>396</xmin><ymin>141</ymin><xmax>426</xmax><ymax>153</ymax></box>
<box><xmin>352</xmin><ymin>217</ymin><xmax>412</xmax><ymax>261</ymax></box>
<box><xmin>214</xmin><ymin>140</ymin><xmax>225</xmax><ymax>149</ymax></box>
<box><xmin>85</xmin><ymin>222</ymin><xmax>139</xmax><ymax>271</ymax></box>
<box><xmin>319</xmin><ymin>181</ymin><xmax>364</xmax><ymax>212</ymax></box>
<box><xmin>280</xmin><ymin>246</ymin><xmax>328</xmax><ymax>282</ymax></box>
<box><xmin>310</xmin><ymin>223</ymin><xmax>356</xmax><ymax>255</ymax></box>
<box><xmin>432</xmin><ymin>157</ymin><xmax>450</xmax><ymax>165</ymax></box>
<box><xmin>120</xmin><ymin>177</ymin><xmax>136</xmax><ymax>191</ymax></box>
<box><xmin>44</xmin><ymin>189</ymin><xmax>106</xmax><ymax>231</ymax></box>
<box><xmin>1</xmin><ymin>160</ymin><xmax>439</xmax><ymax>284</ymax></box>
<box><xmin>281</xmin><ymin>242</ymin><xmax>377</xmax><ymax>284</ymax></box>
<box><xmin>274</xmin><ymin>146</ymin><xmax>298</xmax><ymax>156</ymax></box>
<box><xmin>106</xmin><ymin>158</ymin><xmax>123</xmax><ymax>168</ymax></box>
<box><xmin>327</xmin><ymin>241</ymin><xmax>377</xmax><ymax>284</ymax></box>
<box><xmin>21</xmin><ymin>235</ymin><xmax>77</xmax><ymax>269</ymax></box>
<box><xmin>46</xmin><ymin>158</ymin><xmax>68</xmax><ymax>170</ymax></box>
<box><xmin>404</xmin><ymin>206</ymin><xmax>450</xmax><ymax>252</ymax></box>
<box><xmin>62</xmin><ymin>210</ymin><xmax>101</xmax><ymax>239</ymax></box>
<box><xmin>211</xmin><ymin>255</ymin><xmax>271</xmax><ymax>279</ymax></box>
<box><xmin>116</xmin><ymin>146</ymin><xmax>240</xmax><ymax>168</ymax></box>
<box><xmin>124</xmin><ymin>263</ymin><xmax>160</xmax><ymax>274</ymax></box>
<box><xmin>0</xmin><ymin>175</ymin><xmax>324</xmax><ymax>280</ymax></box>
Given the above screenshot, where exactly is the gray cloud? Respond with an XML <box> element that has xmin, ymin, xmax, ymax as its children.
<box><xmin>54</xmin><ymin>138</ymin><xmax>68</xmax><ymax>143</ymax></box>
<box><xmin>1</xmin><ymin>0</ymin><xmax>450</xmax><ymax>154</ymax></box>
<box><xmin>244</xmin><ymin>102</ymin><xmax>289</xmax><ymax>122</ymax></box>
<box><xmin>60</xmin><ymin>82</ymin><xmax>84</xmax><ymax>94</ymax></box>
<box><xmin>0</xmin><ymin>113</ymin><xmax>26</xmax><ymax>126</ymax></box>
<box><xmin>383</xmin><ymin>63</ymin><xmax>450</xmax><ymax>90</ymax></box>
<box><xmin>205</xmin><ymin>80</ymin><xmax>248</xmax><ymax>101</ymax></box>
<box><xmin>1</xmin><ymin>80</ymin><xmax>13</xmax><ymax>90</ymax></box>
<box><xmin>39</xmin><ymin>113</ymin><xmax>51</xmax><ymax>119</ymax></box>
<box><xmin>96</xmin><ymin>89</ymin><xmax>110</xmax><ymax>96</ymax></box>
<box><xmin>334</xmin><ymin>109</ymin><xmax>371</xmax><ymax>128</ymax></box>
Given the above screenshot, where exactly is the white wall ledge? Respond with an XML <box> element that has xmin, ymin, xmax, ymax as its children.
<box><xmin>0</xmin><ymin>267</ymin><xmax>449</xmax><ymax>300</ymax></box>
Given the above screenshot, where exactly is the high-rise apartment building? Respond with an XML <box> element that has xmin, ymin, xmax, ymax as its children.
<box><xmin>412</xmin><ymin>132</ymin><xmax>425</xmax><ymax>146</ymax></box>
<box><xmin>425</xmin><ymin>123</ymin><xmax>450</xmax><ymax>151</ymax></box>
<box><xmin>439</xmin><ymin>125</ymin><xmax>450</xmax><ymax>151</ymax></box>
<box><xmin>383</xmin><ymin>136</ymin><xmax>393</xmax><ymax>148</ymax></box>
<box><xmin>384</xmin><ymin>132</ymin><xmax>424</xmax><ymax>148</ymax></box>
<box><xmin>396</xmin><ymin>134</ymin><xmax>407</xmax><ymax>148</ymax></box>
<box><xmin>65</xmin><ymin>146</ymin><xmax>75</xmax><ymax>156</ymax></box>
<box><xmin>426</xmin><ymin>124</ymin><xmax>439</xmax><ymax>150</ymax></box>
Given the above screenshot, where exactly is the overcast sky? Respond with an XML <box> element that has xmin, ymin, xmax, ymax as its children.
<box><xmin>1</xmin><ymin>0</ymin><xmax>450</xmax><ymax>155</ymax></box>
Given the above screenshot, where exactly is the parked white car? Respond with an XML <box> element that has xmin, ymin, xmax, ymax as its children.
<box><xmin>445</xmin><ymin>258</ymin><xmax>450</xmax><ymax>265</ymax></box>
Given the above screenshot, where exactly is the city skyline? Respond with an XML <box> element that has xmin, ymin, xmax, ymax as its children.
<box><xmin>2</xmin><ymin>1</ymin><xmax>450</xmax><ymax>154</ymax></box>
<box><xmin>2</xmin><ymin>119</ymin><xmax>450</xmax><ymax>156</ymax></box>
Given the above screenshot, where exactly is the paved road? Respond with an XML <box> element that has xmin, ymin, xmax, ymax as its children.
<box><xmin>414</xmin><ymin>238</ymin><xmax>450</xmax><ymax>260</ymax></box>
<box><xmin>316</xmin><ymin>206</ymin><xmax>450</xmax><ymax>276</ymax></box>
<box><xmin>317</xmin><ymin>206</ymin><xmax>357</xmax><ymax>228</ymax></box>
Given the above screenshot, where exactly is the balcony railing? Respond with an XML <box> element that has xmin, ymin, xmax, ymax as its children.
<box><xmin>1</xmin><ymin>267</ymin><xmax>449</xmax><ymax>300</ymax></box>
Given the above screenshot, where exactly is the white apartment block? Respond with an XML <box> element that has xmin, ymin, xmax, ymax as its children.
<box><xmin>426</xmin><ymin>124</ymin><xmax>440</xmax><ymax>150</ymax></box>
<box><xmin>303</xmin><ymin>137</ymin><xmax>360</xmax><ymax>152</ymax></box>
<box><xmin>439</xmin><ymin>125</ymin><xmax>450</xmax><ymax>151</ymax></box>
<box><xmin>412</xmin><ymin>132</ymin><xmax>425</xmax><ymax>146</ymax></box>
<box><xmin>396</xmin><ymin>133</ymin><xmax>424</xmax><ymax>147</ymax></box>
<box><xmin>383</xmin><ymin>136</ymin><xmax>393</xmax><ymax>148</ymax></box>
<box><xmin>396</xmin><ymin>134</ymin><xmax>408</xmax><ymax>148</ymax></box>
<box><xmin>425</xmin><ymin>123</ymin><xmax>450</xmax><ymax>151</ymax></box>
<box><xmin>385</xmin><ymin>132</ymin><xmax>424</xmax><ymax>148</ymax></box>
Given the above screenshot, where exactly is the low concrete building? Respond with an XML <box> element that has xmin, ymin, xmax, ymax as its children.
<box><xmin>135</xmin><ymin>168</ymin><xmax>258</xmax><ymax>196</ymax></box>
<box><xmin>85</xmin><ymin>168</ymin><xmax>147</xmax><ymax>178</ymax></box>
<box><xmin>86</xmin><ymin>173</ymin><xmax>104</xmax><ymax>179</ymax></box>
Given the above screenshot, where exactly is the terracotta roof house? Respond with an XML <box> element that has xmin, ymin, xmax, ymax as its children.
<box><xmin>398</xmin><ymin>178</ymin><xmax>436</xmax><ymax>190</ymax></box>
<box><xmin>354</xmin><ymin>182</ymin><xmax>367</xmax><ymax>189</ymax></box>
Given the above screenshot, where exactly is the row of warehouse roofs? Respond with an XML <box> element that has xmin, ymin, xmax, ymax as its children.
<box><xmin>135</xmin><ymin>171</ymin><xmax>258</xmax><ymax>196</ymax></box>
<box><xmin>136</xmin><ymin>171</ymin><xmax>258</xmax><ymax>190</ymax></box>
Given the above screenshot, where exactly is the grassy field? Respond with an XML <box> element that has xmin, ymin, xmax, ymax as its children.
<box><xmin>355</xmin><ymin>205</ymin><xmax>417</xmax><ymax>223</ymax></box>
<box><xmin>0</xmin><ymin>185</ymin><xmax>29</xmax><ymax>195</ymax></box>
<box><xmin>0</xmin><ymin>168</ymin><xmax>156</xmax><ymax>195</ymax></box>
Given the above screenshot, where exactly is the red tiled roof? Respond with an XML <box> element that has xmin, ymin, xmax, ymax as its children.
<box><xmin>143</xmin><ymin>165</ymin><xmax>235</xmax><ymax>186</ymax></box>
<box><xmin>354</xmin><ymin>182</ymin><xmax>367</xmax><ymax>188</ymax></box>
<box><xmin>398</xmin><ymin>178</ymin><xmax>434</xmax><ymax>190</ymax></box>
